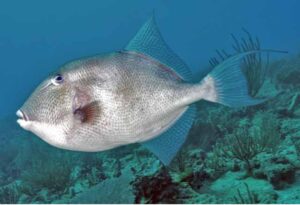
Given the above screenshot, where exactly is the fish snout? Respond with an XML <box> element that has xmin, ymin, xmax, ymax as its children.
<box><xmin>16</xmin><ymin>110</ymin><xmax>29</xmax><ymax>121</ymax></box>
<box><xmin>16</xmin><ymin>109</ymin><xmax>32</xmax><ymax>130</ymax></box>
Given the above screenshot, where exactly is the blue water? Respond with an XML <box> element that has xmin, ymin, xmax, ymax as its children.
<box><xmin>1</xmin><ymin>0</ymin><xmax>300</xmax><ymax>117</ymax></box>
<box><xmin>1</xmin><ymin>0</ymin><xmax>300</xmax><ymax>204</ymax></box>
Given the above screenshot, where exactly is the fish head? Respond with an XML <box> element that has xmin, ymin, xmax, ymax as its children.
<box><xmin>16</xmin><ymin>67</ymin><xmax>81</xmax><ymax>148</ymax></box>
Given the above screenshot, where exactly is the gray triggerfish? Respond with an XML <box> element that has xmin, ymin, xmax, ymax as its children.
<box><xmin>16</xmin><ymin>16</ymin><xmax>264</xmax><ymax>165</ymax></box>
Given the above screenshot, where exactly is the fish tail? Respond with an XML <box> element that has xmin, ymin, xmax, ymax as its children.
<box><xmin>200</xmin><ymin>50</ymin><xmax>273</xmax><ymax>107</ymax></box>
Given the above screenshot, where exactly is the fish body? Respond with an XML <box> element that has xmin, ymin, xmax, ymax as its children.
<box><xmin>19</xmin><ymin>51</ymin><xmax>199</xmax><ymax>151</ymax></box>
<box><xmin>17</xmin><ymin>16</ymin><xmax>263</xmax><ymax>164</ymax></box>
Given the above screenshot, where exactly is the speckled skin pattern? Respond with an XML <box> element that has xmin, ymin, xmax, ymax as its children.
<box><xmin>19</xmin><ymin>51</ymin><xmax>206</xmax><ymax>152</ymax></box>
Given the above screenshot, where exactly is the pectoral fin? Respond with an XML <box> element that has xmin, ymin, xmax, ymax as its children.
<box><xmin>73</xmin><ymin>102</ymin><xmax>100</xmax><ymax>124</ymax></box>
<box><xmin>72</xmin><ymin>88</ymin><xmax>99</xmax><ymax>124</ymax></box>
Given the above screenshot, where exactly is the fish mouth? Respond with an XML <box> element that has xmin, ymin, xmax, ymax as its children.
<box><xmin>16</xmin><ymin>110</ymin><xmax>29</xmax><ymax>121</ymax></box>
<box><xmin>16</xmin><ymin>109</ymin><xmax>32</xmax><ymax>129</ymax></box>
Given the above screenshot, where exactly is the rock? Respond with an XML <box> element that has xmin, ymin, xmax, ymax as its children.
<box><xmin>70</xmin><ymin>168</ymin><xmax>135</xmax><ymax>203</ymax></box>
<box><xmin>18</xmin><ymin>194</ymin><xmax>30</xmax><ymax>204</ymax></box>
<box><xmin>281</xmin><ymin>119</ymin><xmax>300</xmax><ymax>137</ymax></box>
<box><xmin>70</xmin><ymin>166</ymin><xmax>82</xmax><ymax>182</ymax></box>
<box><xmin>123</xmin><ymin>146</ymin><xmax>162</xmax><ymax>176</ymax></box>
<box><xmin>293</xmin><ymin>107</ymin><xmax>300</xmax><ymax>117</ymax></box>
<box><xmin>277</xmin><ymin>138</ymin><xmax>299</xmax><ymax>165</ymax></box>
<box><xmin>210</xmin><ymin>171</ymin><xmax>278</xmax><ymax>203</ymax></box>
<box><xmin>251</xmin><ymin>138</ymin><xmax>298</xmax><ymax>190</ymax></box>
<box><xmin>276</xmin><ymin>69</ymin><xmax>300</xmax><ymax>89</ymax></box>
<box><xmin>253</xmin><ymin>153</ymin><xmax>296</xmax><ymax>190</ymax></box>
<box><xmin>277</xmin><ymin>171</ymin><xmax>300</xmax><ymax>203</ymax></box>
<box><xmin>0</xmin><ymin>181</ymin><xmax>21</xmax><ymax>203</ymax></box>
<box><xmin>132</xmin><ymin>168</ymin><xmax>180</xmax><ymax>204</ymax></box>
<box><xmin>188</xmin><ymin>193</ymin><xmax>218</xmax><ymax>204</ymax></box>
<box><xmin>71</xmin><ymin>179</ymin><xmax>89</xmax><ymax>195</ymax></box>
<box><xmin>177</xmin><ymin>170</ymin><xmax>210</xmax><ymax>192</ymax></box>
<box><xmin>39</xmin><ymin>189</ymin><xmax>49</xmax><ymax>200</ymax></box>
<box><xmin>267</xmin><ymin>163</ymin><xmax>296</xmax><ymax>190</ymax></box>
<box><xmin>256</xmin><ymin>78</ymin><xmax>279</xmax><ymax>98</ymax></box>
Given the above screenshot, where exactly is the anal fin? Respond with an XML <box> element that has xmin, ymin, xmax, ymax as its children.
<box><xmin>141</xmin><ymin>105</ymin><xmax>196</xmax><ymax>165</ymax></box>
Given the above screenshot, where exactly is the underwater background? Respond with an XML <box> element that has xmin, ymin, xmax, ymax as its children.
<box><xmin>1</xmin><ymin>0</ymin><xmax>300</xmax><ymax>203</ymax></box>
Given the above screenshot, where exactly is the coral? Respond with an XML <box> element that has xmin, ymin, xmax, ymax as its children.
<box><xmin>21</xmin><ymin>152</ymin><xmax>73</xmax><ymax>195</ymax></box>
<box><xmin>190</xmin><ymin>104</ymin><xmax>225</xmax><ymax>150</ymax></box>
<box><xmin>277</xmin><ymin>170</ymin><xmax>300</xmax><ymax>203</ymax></box>
<box><xmin>233</xmin><ymin>183</ymin><xmax>259</xmax><ymax>204</ymax></box>
<box><xmin>233</xmin><ymin>182</ymin><xmax>279</xmax><ymax>204</ymax></box>
<box><xmin>2</xmin><ymin>51</ymin><xmax>300</xmax><ymax>203</ymax></box>
<box><xmin>176</xmin><ymin>183</ymin><xmax>219</xmax><ymax>203</ymax></box>
<box><xmin>204</xmin><ymin>143</ymin><xmax>229</xmax><ymax>179</ymax></box>
<box><xmin>205</xmin><ymin>106</ymin><xmax>239</xmax><ymax>135</ymax></box>
<box><xmin>231</xmin><ymin>29</ymin><xmax>269</xmax><ymax>97</ymax></box>
<box><xmin>0</xmin><ymin>136</ymin><xmax>20</xmax><ymax>186</ymax></box>
<box><xmin>214</xmin><ymin>112</ymin><xmax>280</xmax><ymax>175</ymax></box>
<box><xmin>125</xmin><ymin>146</ymin><xmax>162</xmax><ymax>177</ymax></box>
<box><xmin>209</xmin><ymin>29</ymin><xmax>270</xmax><ymax>97</ymax></box>
<box><xmin>267</xmin><ymin>161</ymin><xmax>295</xmax><ymax>190</ymax></box>
<box><xmin>287</xmin><ymin>93</ymin><xmax>300</xmax><ymax>114</ymax></box>
<box><xmin>281</xmin><ymin>119</ymin><xmax>300</xmax><ymax>138</ymax></box>
<box><xmin>219</xmin><ymin>130</ymin><xmax>265</xmax><ymax>175</ymax></box>
<box><xmin>170</xmin><ymin>147</ymin><xmax>205</xmax><ymax>173</ymax></box>
<box><xmin>181</xmin><ymin>170</ymin><xmax>211</xmax><ymax>192</ymax></box>
<box><xmin>276</xmin><ymin>69</ymin><xmax>300</xmax><ymax>90</ymax></box>
<box><xmin>170</xmin><ymin>149</ymin><xmax>188</xmax><ymax>173</ymax></box>
<box><xmin>70</xmin><ymin>168</ymin><xmax>135</xmax><ymax>203</ymax></box>
<box><xmin>252</xmin><ymin>153</ymin><xmax>297</xmax><ymax>190</ymax></box>
<box><xmin>132</xmin><ymin>168</ymin><xmax>180</xmax><ymax>203</ymax></box>
<box><xmin>191</xmin><ymin>103</ymin><xmax>241</xmax><ymax>155</ymax></box>
<box><xmin>0</xmin><ymin>141</ymin><xmax>19</xmax><ymax>170</ymax></box>
<box><xmin>210</xmin><ymin>171</ymin><xmax>278</xmax><ymax>203</ymax></box>
<box><xmin>184</xmin><ymin>193</ymin><xmax>218</xmax><ymax>204</ymax></box>
<box><xmin>250</xmin><ymin>135</ymin><xmax>299</xmax><ymax>190</ymax></box>
<box><xmin>272</xmin><ymin>54</ymin><xmax>300</xmax><ymax>91</ymax></box>
<box><xmin>0</xmin><ymin>183</ymin><xmax>20</xmax><ymax>203</ymax></box>
<box><xmin>290</xmin><ymin>135</ymin><xmax>300</xmax><ymax>164</ymax></box>
<box><xmin>85</xmin><ymin>167</ymin><xmax>106</xmax><ymax>186</ymax></box>
<box><xmin>78</xmin><ymin>153</ymin><xmax>107</xmax><ymax>186</ymax></box>
<box><xmin>251</xmin><ymin>112</ymin><xmax>281</xmax><ymax>152</ymax></box>
<box><xmin>293</xmin><ymin>138</ymin><xmax>300</xmax><ymax>159</ymax></box>
<box><xmin>277</xmin><ymin>92</ymin><xmax>300</xmax><ymax>117</ymax></box>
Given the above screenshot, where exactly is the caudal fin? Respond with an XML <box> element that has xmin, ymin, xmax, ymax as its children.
<box><xmin>201</xmin><ymin>51</ymin><xmax>267</xmax><ymax>107</ymax></box>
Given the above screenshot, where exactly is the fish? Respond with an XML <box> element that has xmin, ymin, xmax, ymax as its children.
<box><xmin>16</xmin><ymin>16</ymin><xmax>265</xmax><ymax>165</ymax></box>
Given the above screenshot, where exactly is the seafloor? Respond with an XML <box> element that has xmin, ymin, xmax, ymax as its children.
<box><xmin>1</xmin><ymin>53</ymin><xmax>300</xmax><ymax>204</ymax></box>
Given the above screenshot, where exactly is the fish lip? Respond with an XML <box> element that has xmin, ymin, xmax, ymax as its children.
<box><xmin>16</xmin><ymin>109</ymin><xmax>29</xmax><ymax>121</ymax></box>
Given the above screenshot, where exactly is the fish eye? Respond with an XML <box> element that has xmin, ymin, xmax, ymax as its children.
<box><xmin>51</xmin><ymin>74</ymin><xmax>64</xmax><ymax>86</ymax></box>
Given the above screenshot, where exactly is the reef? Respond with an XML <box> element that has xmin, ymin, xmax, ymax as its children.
<box><xmin>1</xmin><ymin>47</ymin><xmax>300</xmax><ymax>204</ymax></box>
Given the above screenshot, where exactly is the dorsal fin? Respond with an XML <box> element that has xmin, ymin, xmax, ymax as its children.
<box><xmin>125</xmin><ymin>15</ymin><xmax>193</xmax><ymax>82</ymax></box>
